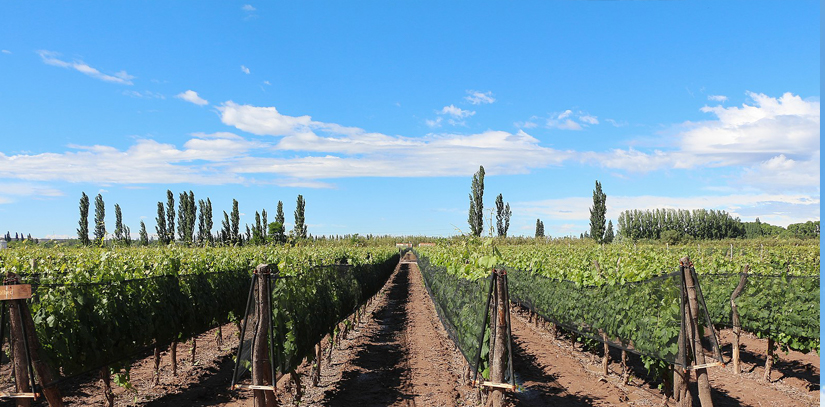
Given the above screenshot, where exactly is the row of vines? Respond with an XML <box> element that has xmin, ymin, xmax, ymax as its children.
<box><xmin>0</xmin><ymin>244</ymin><xmax>399</xmax><ymax>379</ymax></box>
<box><xmin>416</xmin><ymin>238</ymin><xmax>820</xmax><ymax>362</ymax></box>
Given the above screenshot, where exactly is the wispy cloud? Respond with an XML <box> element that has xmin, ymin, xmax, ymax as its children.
<box><xmin>1</xmin><ymin>50</ymin><xmax>10</xmax><ymax>55</ymax></box>
<box><xmin>37</xmin><ymin>50</ymin><xmax>135</xmax><ymax>85</ymax></box>
<box><xmin>465</xmin><ymin>90</ymin><xmax>495</xmax><ymax>105</ymax></box>
<box><xmin>242</xmin><ymin>4</ymin><xmax>256</xmax><ymax>11</ymax></box>
<box><xmin>123</xmin><ymin>90</ymin><xmax>165</xmax><ymax>99</ymax></box>
<box><xmin>543</xmin><ymin>109</ymin><xmax>600</xmax><ymax>130</ymax></box>
<box><xmin>517</xmin><ymin>193</ymin><xmax>819</xmax><ymax>228</ymax></box>
<box><xmin>241</xmin><ymin>65</ymin><xmax>250</xmax><ymax>74</ymax></box>
<box><xmin>708</xmin><ymin>95</ymin><xmax>728</xmax><ymax>102</ymax></box>
<box><xmin>176</xmin><ymin>90</ymin><xmax>209</xmax><ymax>106</ymax></box>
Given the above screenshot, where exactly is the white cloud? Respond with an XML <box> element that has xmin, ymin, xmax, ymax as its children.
<box><xmin>263</xmin><ymin>80</ymin><xmax>271</xmax><ymax>86</ymax></box>
<box><xmin>241</xmin><ymin>65</ymin><xmax>250</xmax><ymax>74</ymax></box>
<box><xmin>579</xmin><ymin>115</ymin><xmax>599</xmax><ymax>125</ymax></box>
<box><xmin>0</xmin><ymin>133</ymin><xmax>251</xmax><ymax>185</ymax></box>
<box><xmin>544</xmin><ymin>110</ymin><xmax>600</xmax><ymax>130</ymax></box>
<box><xmin>1</xmin><ymin>50</ymin><xmax>10</xmax><ymax>54</ymax></box>
<box><xmin>583</xmin><ymin>92</ymin><xmax>820</xmax><ymax>192</ymax></box>
<box><xmin>708</xmin><ymin>95</ymin><xmax>728</xmax><ymax>102</ymax></box>
<box><xmin>176</xmin><ymin>90</ymin><xmax>209</xmax><ymax>106</ymax></box>
<box><xmin>425</xmin><ymin>117</ymin><xmax>442</xmax><ymax>128</ymax></box>
<box><xmin>123</xmin><ymin>90</ymin><xmax>165</xmax><ymax>99</ymax></box>
<box><xmin>605</xmin><ymin>118</ymin><xmax>628</xmax><ymax>127</ymax></box>
<box><xmin>218</xmin><ymin>101</ymin><xmax>311</xmax><ymax>135</ymax></box>
<box><xmin>37</xmin><ymin>50</ymin><xmax>135</xmax><ymax>85</ymax></box>
<box><xmin>0</xmin><ymin>183</ymin><xmax>63</xmax><ymax>205</ymax></box>
<box><xmin>242</xmin><ymin>4</ymin><xmax>256</xmax><ymax>11</ymax></box>
<box><xmin>439</xmin><ymin>104</ymin><xmax>475</xmax><ymax>119</ymax></box>
<box><xmin>517</xmin><ymin>193</ymin><xmax>819</xmax><ymax>228</ymax></box>
<box><xmin>465</xmin><ymin>90</ymin><xmax>495</xmax><ymax>105</ymax></box>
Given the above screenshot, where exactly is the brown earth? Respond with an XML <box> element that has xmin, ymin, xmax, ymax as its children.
<box><xmin>3</xmin><ymin>253</ymin><xmax>819</xmax><ymax>407</ymax></box>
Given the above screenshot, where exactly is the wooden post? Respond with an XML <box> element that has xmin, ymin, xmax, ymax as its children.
<box><xmin>99</xmin><ymin>367</ymin><xmax>114</xmax><ymax>407</ymax></box>
<box><xmin>764</xmin><ymin>338</ymin><xmax>775</xmax><ymax>382</ymax></box>
<box><xmin>683</xmin><ymin>257</ymin><xmax>713</xmax><ymax>407</ymax></box>
<box><xmin>620</xmin><ymin>349</ymin><xmax>628</xmax><ymax>384</ymax></box>
<box><xmin>19</xmin><ymin>299</ymin><xmax>64</xmax><ymax>406</ymax></box>
<box><xmin>171</xmin><ymin>340</ymin><xmax>178</xmax><ymax>376</ymax></box>
<box><xmin>253</xmin><ymin>265</ymin><xmax>277</xmax><ymax>407</ymax></box>
<box><xmin>8</xmin><ymin>299</ymin><xmax>31</xmax><ymax>407</ymax></box>
<box><xmin>153</xmin><ymin>345</ymin><xmax>161</xmax><ymax>385</ymax></box>
<box><xmin>190</xmin><ymin>338</ymin><xmax>197</xmax><ymax>365</ymax></box>
<box><xmin>311</xmin><ymin>343</ymin><xmax>322</xmax><ymax>386</ymax></box>
<box><xmin>216</xmin><ymin>325</ymin><xmax>223</xmax><ymax>348</ymax></box>
<box><xmin>602</xmin><ymin>332</ymin><xmax>610</xmax><ymax>376</ymax></box>
<box><xmin>486</xmin><ymin>271</ymin><xmax>508</xmax><ymax>407</ymax></box>
<box><xmin>730</xmin><ymin>267</ymin><xmax>748</xmax><ymax>375</ymax></box>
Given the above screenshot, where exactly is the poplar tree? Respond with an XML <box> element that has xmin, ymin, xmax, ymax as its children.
<box><xmin>114</xmin><ymin>203</ymin><xmax>124</xmax><ymax>243</ymax></box>
<box><xmin>589</xmin><ymin>180</ymin><xmax>607</xmax><ymax>243</ymax></box>
<box><xmin>77</xmin><ymin>192</ymin><xmax>90</xmax><ymax>246</ymax></box>
<box><xmin>166</xmin><ymin>190</ymin><xmax>175</xmax><ymax>244</ymax></box>
<box><xmin>294</xmin><ymin>195</ymin><xmax>307</xmax><ymax>239</ymax></box>
<box><xmin>495</xmin><ymin>193</ymin><xmax>512</xmax><ymax>238</ymax></box>
<box><xmin>139</xmin><ymin>221</ymin><xmax>149</xmax><ymax>246</ymax></box>
<box><xmin>156</xmin><ymin>202</ymin><xmax>168</xmax><ymax>244</ymax></box>
<box><xmin>221</xmin><ymin>211</ymin><xmax>231</xmax><ymax>245</ymax></box>
<box><xmin>468</xmin><ymin>166</ymin><xmax>485</xmax><ymax>236</ymax></box>
<box><xmin>261</xmin><ymin>209</ymin><xmax>268</xmax><ymax>243</ymax></box>
<box><xmin>535</xmin><ymin>219</ymin><xmax>545</xmax><ymax>238</ymax></box>
<box><xmin>230</xmin><ymin>199</ymin><xmax>240</xmax><ymax>244</ymax></box>
<box><xmin>94</xmin><ymin>194</ymin><xmax>106</xmax><ymax>245</ymax></box>
<box><xmin>605</xmin><ymin>220</ymin><xmax>614</xmax><ymax>243</ymax></box>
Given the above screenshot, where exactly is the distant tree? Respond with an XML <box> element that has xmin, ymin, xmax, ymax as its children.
<box><xmin>139</xmin><ymin>221</ymin><xmax>149</xmax><ymax>246</ymax></box>
<box><xmin>293</xmin><ymin>195</ymin><xmax>307</xmax><ymax>239</ymax></box>
<box><xmin>274</xmin><ymin>201</ymin><xmax>285</xmax><ymax>242</ymax></box>
<box><xmin>155</xmin><ymin>202</ymin><xmax>168</xmax><ymax>244</ymax></box>
<box><xmin>230</xmin><ymin>199</ymin><xmax>240</xmax><ymax>244</ymax></box>
<box><xmin>261</xmin><ymin>209</ymin><xmax>268</xmax><ymax>243</ymax></box>
<box><xmin>114</xmin><ymin>204</ymin><xmax>124</xmax><ymax>242</ymax></box>
<box><xmin>535</xmin><ymin>219</ymin><xmax>545</xmax><ymax>238</ymax></box>
<box><xmin>77</xmin><ymin>192</ymin><xmax>90</xmax><ymax>246</ymax></box>
<box><xmin>495</xmin><ymin>193</ymin><xmax>512</xmax><ymax>237</ymax></box>
<box><xmin>221</xmin><ymin>211</ymin><xmax>231</xmax><ymax>245</ymax></box>
<box><xmin>268</xmin><ymin>222</ymin><xmax>285</xmax><ymax>244</ymax></box>
<box><xmin>205</xmin><ymin>198</ymin><xmax>213</xmax><ymax>244</ymax></box>
<box><xmin>124</xmin><ymin>226</ymin><xmax>131</xmax><ymax>246</ymax></box>
<box><xmin>165</xmin><ymin>190</ymin><xmax>175</xmax><ymax>243</ymax></box>
<box><xmin>604</xmin><ymin>220</ymin><xmax>614</xmax><ymax>243</ymax></box>
<box><xmin>468</xmin><ymin>166</ymin><xmax>485</xmax><ymax>237</ymax></box>
<box><xmin>94</xmin><ymin>194</ymin><xmax>106</xmax><ymax>245</ymax></box>
<box><xmin>251</xmin><ymin>211</ymin><xmax>264</xmax><ymax>245</ymax></box>
<box><xmin>589</xmin><ymin>180</ymin><xmax>607</xmax><ymax>244</ymax></box>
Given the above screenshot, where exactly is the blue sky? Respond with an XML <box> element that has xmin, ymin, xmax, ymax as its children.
<box><xmin>0</xmin><ymin>1</ymin><xmax>820</xmax><ymax>239</ymax></box>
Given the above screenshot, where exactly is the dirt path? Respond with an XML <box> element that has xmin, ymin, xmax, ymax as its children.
<box><xmin>292</xmin><ymin>254</ymin><xmax>475</xmax><ymax>406</ymax></box>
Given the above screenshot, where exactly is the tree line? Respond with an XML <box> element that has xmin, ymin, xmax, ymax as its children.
<box><xmin>75</xmin><ymin>190</ymin><xmax>309</xmax><ymax>247</ymax></box>
<box><xmin>467</xmin><ymin>166</ymin><xmax>513</xmax><ymax>238</ymax></box>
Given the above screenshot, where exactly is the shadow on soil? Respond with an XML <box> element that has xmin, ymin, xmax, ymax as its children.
<box><xmin>508</xmin><ymin>335</ymin><xmax>597</xmax><ymax>407</ymax></box>
<box><xmin>323</xmin><ymin>265</ymin><xmax>414</xmax><ymax>407</ymax></box>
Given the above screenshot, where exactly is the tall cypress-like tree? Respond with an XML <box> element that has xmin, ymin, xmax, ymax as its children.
<box><xmin>94</xmin><ymin>194</ymin><xmax>106</xmax><ymax>244</ymax></box>
<box><xmin>261</xmin><ymin>209</ymin><xmax>268</xmax><ymax>243</ymax></box>
<box><xmin>205</xmin><ymin>198</ymin><xmax>213</xmax><ymax>243</ymax></box>
<box><xmin>187</xmin><ymin>191</ymin><xmax>196</xmax><ymax>242</ymax></box>
<box><xmin>221</xmin><ymin>211</ymin><xmax>231</xmax><ymax>245</ymax></box>
<box><xmin>230</xmin><ymin>199</ymin><xmax>240</xmax><ymax>244</ymax></box>
<box><xmin>294</xmin><ymin>195</ymin><xmax>307</xmax><ymax>239</ymax></box>
<box><xmin>77</xmin><ymin>192</ymin><xmax>90</xmax><ymax>246</ymax></box>
<box><xmin>156</xmin><ymin>202</ymin><xmax>168</xmax><ymax>244</ymax></box>
<box><xmin>604</xmin><ymin>220</ymin><xmax>614</xmax><ymax>243</ymax></box>
<box><xmin>468</xmin><ymin>166</ymin><xmax>485</xmax><ymax>236</ymax></box>
<box><xmin>114</xmin><ymin>203</ymin><xmax>124</xmax><ymax>242</ymax></box>
<box><xmin>166</xmin><ymin>190</ymin><xmax>175</xmax><ymax>244</ymax></box>
<box><xmin>495</xmin><ymin>193</ymin><xmax>512</xmax><ymax>238</ymax></box>
<box><xmin>139</xmin><ymin>221</ymin><xmax>149</xmax><ymax>246</ymax></box>
<box><xmin>535</xmin><ymin>219</ymin><xmax>545</xmax><ymax>238</ymax></box>
<box><xmin>589</xmin><ymin>180</ymin><xmax>607</xmax><ymax>243</ymax></box>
